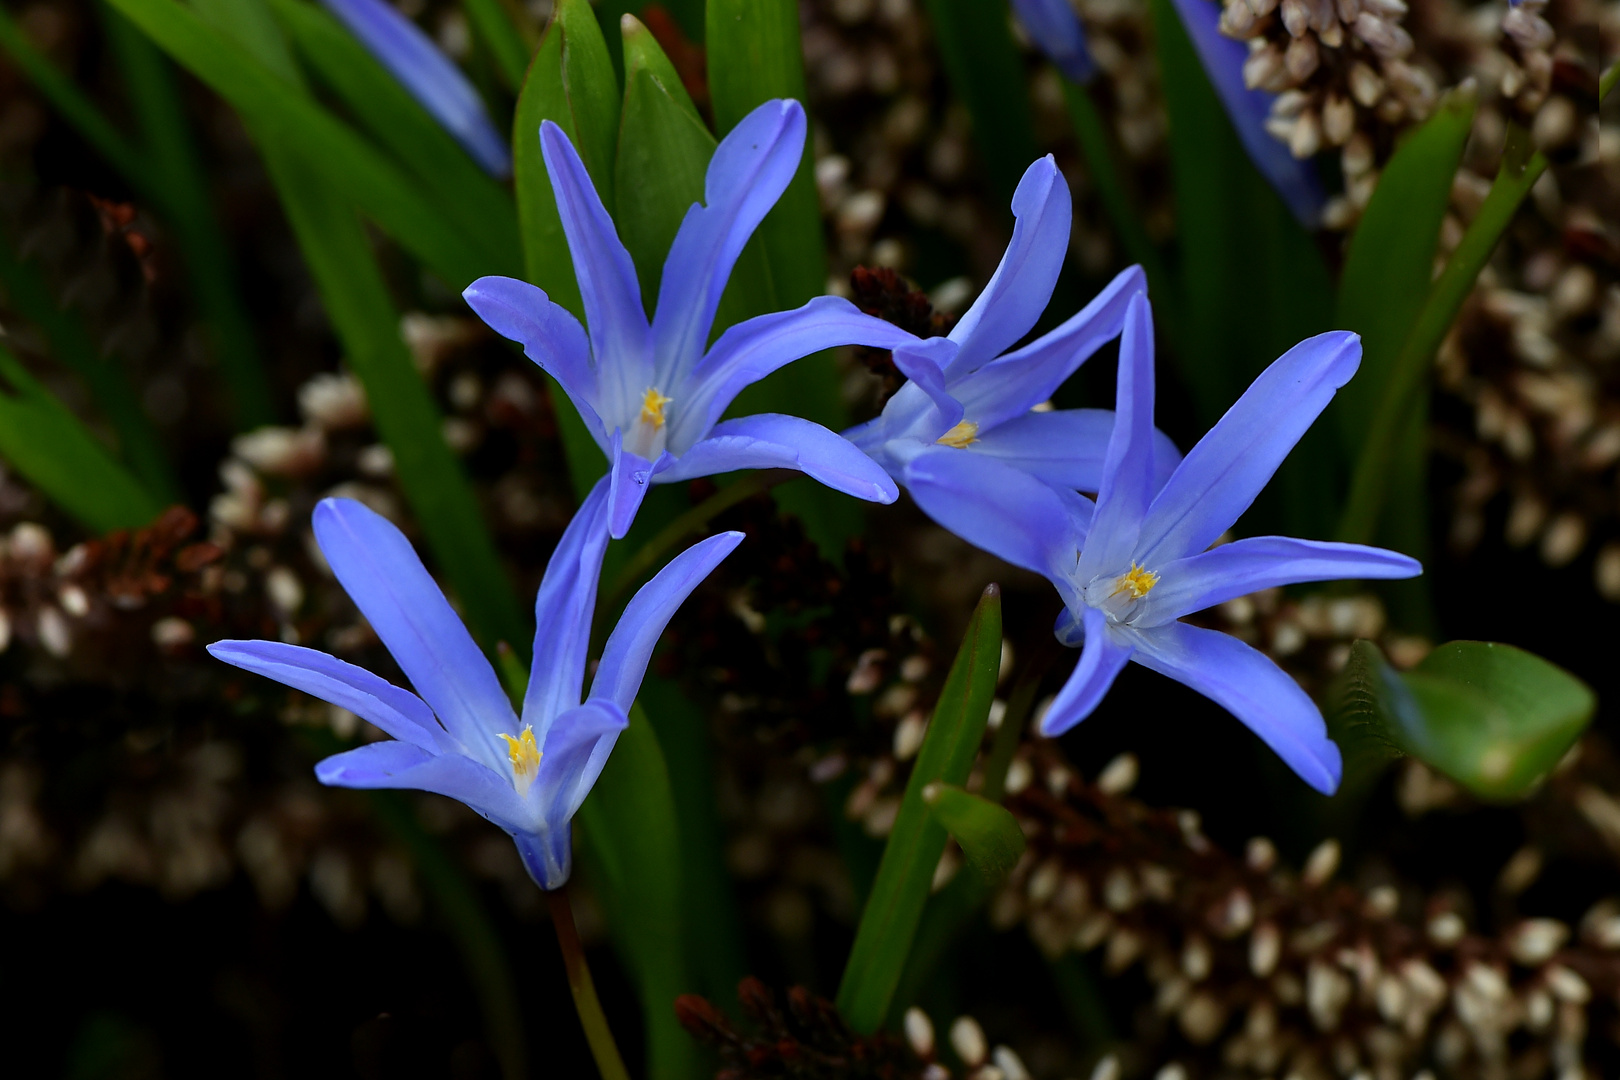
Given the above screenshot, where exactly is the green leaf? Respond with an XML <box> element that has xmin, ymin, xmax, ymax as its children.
<box><xmin>0</xmin><ymin>343</ymin><xmax>163</xmax><ymax>532</ymax></box>
<box><xmin>462</xmin><ymin>0</ymin><xmax>532</xmax><ymax>89</ymax></box>
<box><xmin>837</xmin><ymin>585</ymin><xmax>1003</xmax><ymax>1033</ymax></box>
<box><xmin>922</xmin><ymin>782</ymin><xmax>1025</xmax><ymax>883</ymax></box>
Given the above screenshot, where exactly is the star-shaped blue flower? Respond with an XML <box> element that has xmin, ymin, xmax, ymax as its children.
<box><xmin>465</xmin><ymin>99</ymin><xmax>921</xmax><ymax>538</ymax></box>
<box><xmin>906</xmin><ymin>293</ymin><xmax>1420</xmax><ymax>793</ymax></box>
<box><xmin>208</xmin><ymin>486</ymin><xmax>739</xmax><ymax>889</ymax></box>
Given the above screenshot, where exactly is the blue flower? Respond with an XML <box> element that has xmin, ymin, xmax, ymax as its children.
<box><xmin>320</xmin><ymin>0</ymin><xmax>512</xmax><ymax>177</ymax></box>
<box><xmin>905</xmin><ymin>294</ymin><xmax>1420</xmax><ymax>794</ymax></box>
<box><xmin>1166</xmin><ymin>0</ymin><xmax>1324</xmax><ymax>227</ymax></box>
<box><xmin>1008</xmin><ymin>0</ymin><xmax>1098</xmax><ymax>83</ymax></box>
<box><xmin>208</xmin><ymin>489</ymin><xmax>740</xmax><ymax>889</ymax></box>
<box><xmin>465</xmin><ymin>99</ymin><xmax>920</xmax><ymax>538</ymax></box>
<box><xmin>844</xmin><ymin>156</ymin><xmax>1179</xmax><ymax>500</ymax></box>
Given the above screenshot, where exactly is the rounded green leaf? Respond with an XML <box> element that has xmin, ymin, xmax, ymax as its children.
<box><xmin>922</xmin><ymin>782</ymin><xmax>1026</xmax><ymax>884</ymax></box>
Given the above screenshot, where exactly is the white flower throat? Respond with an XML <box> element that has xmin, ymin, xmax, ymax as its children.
<box><xmin>1081</xmin><ymin>561</ymin><xmax>1159</xmax><ymax>625</ymax></box>
<box><xmin>626</xmin><ymin>386</ymin><xmax>673</xmax><ymax>459</ymax></box>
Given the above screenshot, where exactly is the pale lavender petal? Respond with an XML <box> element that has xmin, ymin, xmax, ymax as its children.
<box><xmin>605</xmin><ymin>432</ymin><xmax>672</xmax><ymax>539</ymax></box>
<box><xmin>1135</xmin><ymin>537</ymin><xmax>1422</xmax><ymax>626</ymax></box>
<box><xmin>462</xmin><ymin>276</ymin><xmax>600</xmax><ymax>440</ymax></box>
<box><xmin>891</xmin><ymin>341</ymin><xmax>967</xmax><ymax>433</ymax></box>
<box><xmin>1127</xmin><ymin>620</ymin><xmax>1342</xmax><ymax>794</ymax></box>
<box><xmin>523</xmin><ymin>476</ymin><xmax>613</xmax><ymax>734</ymax></box>
<box><xmin>662</xmin><ymin>413</ymin><xmax>898</xmax><ymax>502</ymax></box>
<box><xmin>1136</xmin><ymin>332</ymin><xmax>1361</xmax><ymax>566</ymax></box>
<box><xmin>315</xmin><ymin>741</ymin><xmax>532</xmax><ymax>831</ymax></box>
<box><xmin>969</xmin><ymin>407</ymin><xmax>1181</xmax><ymax>493</ymax></box>
<box><xmin>1040</xmin><ymin>607</ymin><xmax>1133</xmax><ymax>735</ymax></box>
<box><xmin>590</xmin><ymin>532</ymin><xmax>745</xmax><ymax>712</ymax></box>
<box><xmin>1077</xmin><ymin>293</ymin><xmax>1157</xmax><ymax>580</ymax></box>
<box><xmin>536</xmin><ymin>699</ymin><xmax>630</xmax><ymax>826</ymax></box>
<box><xmin>651</xmin><ymin>100</ymin><xmax>806</xmax><ymax>389</ymax></box>
<box><xmin>321</xmin><ymin>0</ymin><xmax>511</xmax><ymax>176</ymax></box>
<box><xmin>1010</xmin><ymin>0</ymin><xmax>1098</xmax><ymax>82</ymax></box>
<box><xmin>1166</xmin><ymin>0</ymin><xmax>1324</xmax><ymax>227</ymax></box>
<box><xmin>312</xmin><ymin>498</ymin><xmax>517</xmax><ymax>766</ymax></box>
<box><xmin>208</xmin><ymin>640</ymin><xmax>451</xmax><ymax>754</ymax></box>
<box><xmin>945</xmin><ymin>157</ymin><xmax>1072</xmax><ymax>376</ymax></box>
<box><xmin>948</xmin><ymin>265</ymin><xmax>1146</xmax><ymax>431</ymax></box>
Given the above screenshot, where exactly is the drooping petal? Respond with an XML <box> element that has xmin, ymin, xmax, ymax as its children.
<box><xmin>1134</xmin><ymin>537</ymin><xmax>1422</xmax><ymax>627</ymax></box>
<box><xmin>948</xmin><ymin>265</ymin><xmax>1146</xmax><ymax>431</ymax></box>
<box><xmin>945</xmin><ymin>156</ymin><xmax>1072</xmax><ymax>376</ymax></box>
<box><xmin>540</xmin><ymin>120</ymin><xmax>650</xmax><ymax>415</ymax></box>
<box><xmin>320</xmin><ymin>0</ymin><xmax>511</xmax><ymax>176</ymax></box>
<box><xmin>890</xmin><ymin>341</ymin><xmax>967</xmax><ymax>433</ymax></box>
<box><xmin>312</xmin><ymin>498</ymin><xmax>517</xmax><ymax>767</ymax></box>
<box><xmin>1077</xmin><ymin>293</ymin><xmax>1157</xmax><ymax>581</ymax></box>
<box><xmin>605</xmin><ymin>431</ymin><xmax>672</xmax><ymax>539</ymax></box>
<box><xmin>660</xmin><ymin>414</ymin><xmax>899</xmax><ymax>503</ymax></box>
<box><xmin>1128</xmin><ymin>620</ymin><xmax>1343</xmax><ymax>794</ymax></box>
<box><xmin>590</xmin><ymin>531</ymin><xmax>745</xmax><ymax>712</ymax></box>
<box><xmin>208</xmin><ymin>640</ymin><xmax>451</xmax><ymax>754</ymax></box>
<box><xmin>676</xmin><ymin>296</ymin><xmax>921</xmax><ymax>451</ymax></box>
<box><xmin>462</xmin><ymin>276</ymin><xmax>601</xmax><ymax>443</ymax></box>
<box><xmin>1009</xmin><ymin>0</ymin><xmax>1098</xmax><ymax>83</ymax></box>
<box><xmin>1136</xmin><ymin>332</ymin><xmax>1361</xmax><ymax>566</ymax></box>
<box><xmin>523</xmin><ymin>477</ymin><xmax>613</xmax><ymax>735</ymax></box>
<box><xmin>315</xmin><ymin>741</ymin><xmax>533</xmax><ymax>831</ymax></box>
<box><xmin>1040</xmin><ymin>607</ymin><xmax>1133</xmax><ymax>736</ymax></box>
<box><xmin>1165</xmin><ymin>0</ymin><xmax>1324</xmax><ymax>227</ymax></box>
<box><xmin>903</xmin><ymin>447</ymin><xmax>1091</xmax><ymax>592</ymax></box>
<box><xmin>969</xmin><ymin>407</ymin><xmax>1181</xmax><ymax>493</ymax></box>
<box><xmin>845</xmin><ymin>337</ymin><xmax>964</xmax><ymax>449</ymax></box>
<box><xmin>650</xmin><ymin>100</ymin><xmax>806</xmax><ymax>389</ymax></box>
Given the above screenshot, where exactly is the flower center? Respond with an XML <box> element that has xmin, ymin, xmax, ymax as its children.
<box><xmin>936</xmin><ymin>420</ymin><xmax>979</xmax><ymax>448</ymax></box>
<box><xmin>1111</xmin><ymin>563</ymin><xmax>1159</xmax><ymax>600</ymax></box>
<box><xmin>498</xmin><ymin>727</ymin><xmax>542</xmax><ymax>796</ymax></box>
<box><xmin>640</xmin><ymin>387</ymin><xmax>673</xmax><ymax>430</ymax></box>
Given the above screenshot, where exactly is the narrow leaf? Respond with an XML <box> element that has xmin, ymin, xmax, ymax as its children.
<box><xmin>462</xmin><ymin>0</ymin><xmax>532</xmax><ymax>88</ymax></box>
<box><xmin>923</xmin><ymin>782</ymin><xmax>1026</xmax><ymax>883</ymax></box>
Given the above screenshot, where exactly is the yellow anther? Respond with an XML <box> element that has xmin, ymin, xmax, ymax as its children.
<box><xmin>640</xmin><ymin>387</ymin><xmax>673</xmax><ymax>429</ymax></box>
<box><xmin>936</xmin><ymin>420</ymin><xmax>980</xmax><ymax>448</ymax></box>
<box><xmin>498</xmin><ymin>727</ymin><xmax>542</xmax><ymax>794</ymax></box>
<box><xmin>1111</xmin><ymin>563</ymin><xmax>1159</xmax><ymax>599</ymax></box>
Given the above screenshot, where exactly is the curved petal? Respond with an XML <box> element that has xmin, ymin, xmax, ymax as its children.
<box><xmin>320</xmin><ymin>0</ymin><xmax>511</xmax><ymax>176</ymax></box>
<box><xmin>605</xmin><ymin>432</ymin><xmax>672</xmax><ymax>539</ymax></box>
<box><xmin>651</xmin><ymin>100</ymin><xmax>807</xmax><ymax>389</ymax></box>
<box><xmin>590</xmin><ymin>532</ymin><xmax>745</xmax><ymax>712</ymax></box>
<box><xmin>315</xmin><ymin>741</ymin><xmax>533</xmax><ymax>831</ymax></box>
<box><xmin>1010</xmin><ymin>0</ymin><xmax>1098</xmax><ymax>83</ymax></box>
<box><xmin>1136</xmin><ymin>332</ymin><xmax>1361</xmax><ymax>566</ymax></box>
<box><xmin>540</xmin><ymin>120</ymin><xmax>650</xmax><ymax>415</ymax></box>
<box><xmin>463</xmin><ymin>276</ymin><xmax>598</xmax><ymax>417</ymax></box>
<box><xmin>945</xmin><ymin>156</ymin><xmax>1071</xmax><ymax>375</ymax></box>
<box><xmin>208</xmin><ymin>640</ymin><xmax>451</xmax><ymax>754</ymax></box>
<box><xmin>536</xmin><ymin>699</ymin><xmax>630</xmax><ymax>827</ymax></box>
<box><xmin>1039</xmin><ymin>607</ymin><xmax>1133</xmax><ymax>736</ymax></box>
<box><xmin>1135</xmin><ymin>536</ymin><xmax>1422</xmax><ymax>627</ymax></box>
<box><xmin>970</xmin><ymin>407</ymin><xmax>1181</xmax><ymax>493</ymax></box>
<box><xmin>661</xmin><ymin>414</ymin><xmax>899</xmax><ymax>503</ymax></box>
<box><xmin>1127</xmin><ymin>621</ymin><xmax>1342</xmax><ymax>794</ymax></box>
<box><xmin>313</xmin><ymin>498</ymin><xmax>516</xmax><ymax>768</ymax></box>
<box><xmin>1077</xmin><ymin>293</ymin><xmax>1157</xmax><ymax>581</ymax></box>
<box><xmin>524</xmin><ymin>476</ymin><xmax>613</xmax><ymax>735</ymax></box>
<box><xmin>949</xmin><ymin>265</ymin><xmax>1146</xmax><ymax>431</ymax></box>
<box><xmin>903</xmin><ymin>447</ymin><xmax>1091</xmax><ymax>588</ymax></box>
<box><xmin>676</xmin><ymin>296</ymin><xmax>922</xmax><ymax>450</ymax></box>
<box><xmin>890</xmin><ymin>340</ymin><xmax>967</xmax><ymax>435</ymax></box>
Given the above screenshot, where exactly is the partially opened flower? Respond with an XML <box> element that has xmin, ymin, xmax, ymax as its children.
<box><xmin>208</xmin><ymin>488</ymin><xmax>740</xmax><ymax>888</ymax></box>
<box><xmin>906</xmin><ymin>294</ymin><xmax>1420</xmax><ymax>794</ymax></box>
<box><xmin>844</xmin><ymin>156</ymin><xmax>1180</xmax><ymax>499</ymax></box>
<box><xmin>320</xmin><ymin>0</ymin><xmax>511</xmax><ymax>177</ymax></box>
<box><xmin>1008</xmin><ymin>0</ymin><xmax>1098</xmax><ymax>83</ymax></box>
<box><xmin>465</xmin><ymin>99</ymin><xmax>921</xmax><ymax>538</ymax></box>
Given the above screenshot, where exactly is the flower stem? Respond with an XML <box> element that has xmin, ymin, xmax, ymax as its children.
<box><xmin>548</xmin><ymin>885</ymin><xmax>632</xmax><ymax>1080</ymax></box>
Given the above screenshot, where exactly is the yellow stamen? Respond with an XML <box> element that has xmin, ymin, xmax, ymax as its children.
<box><xmin>498</xmin><ymin>727</ymin><xmax>542</xmax><ymax>794</ymax></box>
<box><xmin>936</xmin><ymin>420</ymin><xmax>980</xmax><ymax>448</ymax></box>
<box><xmin>1111</xmin><ymin>563</ymin><xmax>1159</xmax><ymax>599</ymax></box>
<box><xmin>640</xmin><ymin>387</ymin><xmax>673</xmax><ymax>429</ymax></box>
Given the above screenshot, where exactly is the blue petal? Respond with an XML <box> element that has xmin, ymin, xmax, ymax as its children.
<box><xmin>1040</xmin><ymin>607</ymin><xmax>1133</xmax><ymax>736</ymax></box>
<box><xmin>661</xmin><ymin>414</ymin><xmax>899</xmax><ymax>503</ymax></box>
<box><xmin>676</xmin><ymin>296</ymin><xmax>920</xmax><ymax>451</ymax></box>
<box><xmin>650</xmin><ymin>100</ymin><xmax>806</xmax><ymax>390</ymax></box>
<box><xmin>590</xmin><ymin>532</ymin><xmax>745</xmax><ymax>712</ymax></box>
<box><xmin>462</xmin><ymin>276</ymin><xmax>602</xmax><ymax>446</ymax></box>
<box><xmin>969</xmin><ymin>407</ymin><xmax>1181</xmax><ymax>493</ymax></box>
<box><xmin>1077</xmin><ymin>293</ymin><xmax>1157</xmax><ymax>580</ymax></box>
<box><xmin>1136</xmin><ymin>332</ymin><xmax>1361</xmax><ymax>566</ymax></box>
<box><xmin>1127</xmin><ymin>620</ymin><xmax>1343</xmax><ymax>794</ymax></box>
<box><xmin>540</xmin><ymin>121</ymin><xmax>651</xmax><ymax>417</ymax></box>
<box><xmin>948</xmin><ymin>265</ymin><xmax>1145</xmax><ymax>431</ymax></box>
<box><xmin>1009</xmin><ymin>0</ymin><xmax>1098</xmax><ymax>83</ymax></box>
<box><xmin>1166</xmin><ymin>0</ymin><xmax>1324</xmax><ymax>227</ymax></box>
<box><xmin>903</xmin><ymin>447</ymin><xmax>1091</xmax><ymax>592</ymax></box>
<box><xmin>536</xmin><ymin>699</ymin><xmax>630</xmax><ymax>827</ymax></box>
<box><xmin>605</xmin><ymin>431</ymin><xmax>673</xmax><ymax>539</ymax></box>
<box><xmin>315</xmin><ymin>741</ymin><xmax>532</xmax><ymax>831</ymax></box>
<box><xmin>891</xmin><ymin>339</ymin><xmax>967</xmax><ymax>433</ymax></box>
<box><xmin>945</xmin><ymin>156</ymin><xmax>1072</xmax><ymax>376</ymax></box>
<box><xmin>312</xmin><ymin>498</ymin><xmax>518</xmax><ymax>768</ymax></box>
<box><xmin>208</xmin><ymin>639</ymin><xmax>451</xmax><ymax>754</ymax></box>
<box><xmin>320</xmin><ymin>0</ymin><xmax>511</xmax><ymax>176</ymax></box>
<box><xmin>524</xmin><ymin>476</ymin><xmax>612</xmax><ymax>734</ymax></box>
<box><xmin>1136</xmin><ymin>536</ymin><xmax>1422</xmax><ymax>626</ymax></box>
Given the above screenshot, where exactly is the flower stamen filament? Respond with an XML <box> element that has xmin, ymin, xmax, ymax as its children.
<box><xmin>937</xmin><ymin>420</ymin><xmax>980</xmax><ymax>448</ymax></box>
<box><xmin>640</xmin><ymin>387</ymin><xmax>673</xmax><ymax>430</ymax></box>
<box><xmin>498</xmin><ymin>727</ymin><xmax>542</xmax><ymax>796</ymax></box>
<box><xmin>1111</xmin><ymin>563</ymin><xmax>1159</xmax><ymax>599</ymax></box>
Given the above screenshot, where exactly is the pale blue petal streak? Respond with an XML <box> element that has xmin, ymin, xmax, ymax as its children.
<box><xmin>1040</xmin><ymin>606</ymin><xmax>1133</xmax><ymax>735</ymax></box>
<box><xmin>462</xmin><ymin>276</ymin><xmax>599</xmax><ymax>432</ymax></box>
<box><xmin>1009</xmin><ymin>0</ymin><xmax>1098</xmax><ymax>82</ymax></box>
<box><xmin>1077</xmin><ymin>293</ymin><xmax>1157</xmax><ymax>580</ymax></box>
<box><xmin>315</xmin><ymin>741</ymin><xmax>532</xmax><ymax>830</ymax></box>
<box><xmin>969</xmin><ymin>408</ymin><xmax>1180</xmax><ymax>493</ymax></box>
<box><xmin>523</xmin><ymin>477</ymin><xmax>613</xmax><ymax>734</ymax></box>
<box><xmin>660</xmin><ymin>414</ymin><xmax>900</xmax><ymax>503</ymax></box>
